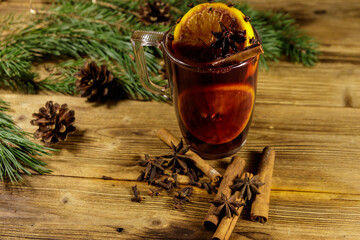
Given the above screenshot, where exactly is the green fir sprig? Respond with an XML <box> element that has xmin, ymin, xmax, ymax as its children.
<box><xmin>0</xmin><ymin>0</ymin><xmax>318</xmax><ymax>99</ymax></box>
<box><xmin>0</xmin><ymin>100</ymin><xmax>54</xmax><ymax>183</ymax></box>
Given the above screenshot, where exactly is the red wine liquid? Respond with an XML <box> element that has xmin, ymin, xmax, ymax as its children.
<box><xmin>164</xmin><ymin>37</ymin><xmax>259</xmax><ymax>159</ymax></box>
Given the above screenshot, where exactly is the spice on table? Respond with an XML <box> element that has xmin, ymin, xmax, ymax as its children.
<box><xmin>138</xmin><ymin>154</ymin><xmax>165</xmax><ymax>183</ymax></box>
<box><xmin>211</xmin><ymin>191</ymin><xmax>246</xmax><ymax>240</ymax></box>
<box><xmin>172</xmin><ymin>171</ymin><xmax>180</xmax><ymax>188</ymax></box>
<box><xmin>148</xmin><ymin>188</ymin><xmax>162</xmax><ymax>197</ymax></box>
<box><xmin>189</xmin><ymin>180</ymin><xmax>217</xmax><ymax>194</ymax></box>
<box><xmin>231</xmin><ymin>172</ymin><xmax>264</xmax><ymax>201</ymax></box>
<box><xmin>211</xmin><ymin>192</ymin><xmax>244</xmax><ymax>218</ymax></box>
<box><xmin>154</xmin><ymin>174</ymin><xmax>178</xmax><ymax>190</ymax></box>
<box><xmin>173</xmin><ymin>187</ymin><xmax>193</xmax><ymax>209</ymax></box>
<box><xmin>161</xmin><ymin>139</ymin><xmax>192</xmax><ymax>173</ymax></box>
<box><xmin>204</xmin><ymin>156</ymin><xmax>246</xmax><ymax>231</ymax></box>
<box><xmin>186</xmin><ymin>167</ymin><xmax>201</xmax><ymax>182</ymax></box>
<box><xmin>156</xmin><ymin>128</ymin><xmax>222</xmax><ymax>183</ymax></box>
<box><xmin>250</xmin><ymin>147</ymin><xmax>276</xmax><ymax>223</ymax></box>
<box><xmin>131</xmin><ymin>185</ymin><xmax>144</xmax><ymax>202</ymax></box>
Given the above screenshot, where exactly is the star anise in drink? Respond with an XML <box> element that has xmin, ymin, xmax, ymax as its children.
<box><xmin>211</xmin><ymin>192</ymin><xmax>245</xmax><ymax>218</ymax></box>
<box><xmin>161</xmin><ymin>140</ymin><xmax>192</xmax><ymax>173</ymax></box>
<box><xmin>231</xmin><ymin>173</ymin><xmax>265</xmax><ymax>201</ymax></box>
<box><xmin>211</xmin><ymin>18</ymin><xmax>247</xmax><ymax>57</ymax></box>
<box><xmin>138</xmin><ymin>154</ymin><xmax>165</xmax><ymax>183</ymax></box>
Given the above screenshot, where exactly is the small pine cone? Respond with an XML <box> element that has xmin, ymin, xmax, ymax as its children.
<box><xmin>74</xmin><ymin>61</ymin><xmax>114</xmax><ymax>102</ymax></box>
<box><xmin>139</xmin><ymin>0</ymin><xmax>171</xmax><ymax>25</ymax></box>
<box><xmin>30</xmin><ymin>101</ymin><xmax>76</xmax><ymax>146</ymax></box>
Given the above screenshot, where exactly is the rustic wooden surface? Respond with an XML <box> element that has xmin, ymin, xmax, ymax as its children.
<box><xmin>1</xmin><ymin>0</ymin><xmax>360</xmax><ymax>239</ymax></box>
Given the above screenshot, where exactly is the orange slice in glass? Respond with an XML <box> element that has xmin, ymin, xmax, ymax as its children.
<box><xmin>178</xmin><ymin>83</ymin><xmax>255</xmax><ymax>145</ymax></box>
<box><xmin>173</xmin><ymin>2</ymin><xmax>254</xmax><ymax>48</ymax></box>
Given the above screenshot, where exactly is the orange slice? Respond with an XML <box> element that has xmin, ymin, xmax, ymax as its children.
<box><xmin>173</xmin><ymin>2</ymin><xmax>254</xmax><ymax>48</ymax></box>
<box><xmin>178</xmin><ymin>83</ymin><xmax>255</xmax><ymax>145</ymax></box>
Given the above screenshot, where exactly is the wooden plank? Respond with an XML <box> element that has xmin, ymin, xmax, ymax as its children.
<box><xmin>0</xmin><ymin>176</ymin><xmax>359</xmax><ymax>240</ymax></box>
<box><xmin>1</xmin><ymin>94</ymin><xmax>359</xmax><ymax>195</ymax></box>
<box><xmin>257</xmin><ymin>62</ymin><xmax>360</xmax><ymax>107</ymax></box>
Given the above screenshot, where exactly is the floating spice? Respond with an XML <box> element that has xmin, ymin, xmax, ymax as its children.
<box><xmin>211</xmin><ymin>19</ymin><xmax>246</xmax><ymax>57</ymax></box>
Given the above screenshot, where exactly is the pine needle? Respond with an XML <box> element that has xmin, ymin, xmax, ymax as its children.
<box><xmin>0</xmin><ymin>99</ymin><xmax>54</xmax><ymax>183</ymax></box>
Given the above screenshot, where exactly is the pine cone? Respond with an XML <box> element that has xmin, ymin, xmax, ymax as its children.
<box><xmin>30</xmin><ymin>101</ymin><xmax>76</xmax><ymax>146</ymax></box>
<box><xmin>74</xmin><ymin>61</ymin><xmax>114</xmax><ymax>102</ymax></box>
<box><xmin>139</xmin><ymin>0</ymin><xmax>171</xmax><ymax>25</ymax></box>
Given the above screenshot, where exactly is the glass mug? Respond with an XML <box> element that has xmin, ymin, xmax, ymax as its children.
<box><xmin>131</xmin><ymin>28</ymin><xmax>260</xmax><ymax>159</ymax></box>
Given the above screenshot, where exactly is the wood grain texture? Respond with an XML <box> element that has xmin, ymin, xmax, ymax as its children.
<box><xmin>1</xmin><ymin>0</ymin><xmax>360</xmax><ymax>239</ymax></box>
<box><xmin>1</xmin><ymin>94</ymin><xmax>360</xmax><ymax>194</ymax></box>
<box><xmin>1</xmin><ymin>176</ymin><xmax>359</xmax><ymax>240</ymax></box>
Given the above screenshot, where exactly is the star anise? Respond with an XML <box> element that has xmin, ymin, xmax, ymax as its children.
<box><xmin>211</xmin><ymin>192</ymin><xmax>245</xmax><ymax>218</ymax></box>
<box><xmin>211</xmin><ymin>18</ymin><xmax>246</xmax><ymax>57</ymax></box>
<box><xmin>231</xmin><ymin>173</ymin><xmax>265</xmax><ymax>201</ymax></box>
<box><xmin>161</xmin><ymin>139</ymin><xmax>192</xmax><ymax>173</ymax></box>
<box><xmin>138</xmin><ymin>154</ymin><xmax>165</xmax><ymax>183</ymax></box>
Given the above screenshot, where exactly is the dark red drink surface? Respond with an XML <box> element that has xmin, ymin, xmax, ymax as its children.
<box><xmin>165</xmin><ymin>38</ymin><xmax>259</xmax><ymax>159</ymax></box>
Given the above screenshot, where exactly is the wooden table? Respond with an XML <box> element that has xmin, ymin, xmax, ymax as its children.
<box><xmin>1</xmin><ymin>0</ymin><xmax>360</xmax><ymax>239</ymax></box>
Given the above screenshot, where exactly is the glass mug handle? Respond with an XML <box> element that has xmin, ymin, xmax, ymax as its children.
<box><xmin>131</xmin><ymin>30</ymin><xmax>169</xmax><ymax>96</ymax></box>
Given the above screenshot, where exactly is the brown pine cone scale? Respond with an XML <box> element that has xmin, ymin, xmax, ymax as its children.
<box><xmin>30</xmin><ymin>101</ymin><xmax>76</xmax><ymax>145</ymax></box>
<box><xmin>74</xmin><ymin>61</ymin><xmax>114</xmax><ymax>102</ymax></box>
<box><xmin>139</xmin><ymin>0</ymin><xmax>171</xmax><ymax>25</ymax></box>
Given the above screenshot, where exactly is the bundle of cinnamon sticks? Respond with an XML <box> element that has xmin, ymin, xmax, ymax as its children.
<box><xmin>204</xmin><ymin>147</ymin><xmax>275</xmax><ymax>240</ymax></box>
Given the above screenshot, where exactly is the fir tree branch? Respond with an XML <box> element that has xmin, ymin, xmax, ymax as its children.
<box><xmin>0</xmin><ymin>99</ymin><xmax>54</xmax><ymax>183</ymax></box>
<box><xmin>0</xmin><ymin>0</ymin><xmax>319</xmax><ymax>98</ymax></box>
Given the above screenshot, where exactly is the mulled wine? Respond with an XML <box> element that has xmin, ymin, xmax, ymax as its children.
<box><xmin>163</xmin><ymin>37</ymin><xmax>259</xmax><ymax>159</ymax></box>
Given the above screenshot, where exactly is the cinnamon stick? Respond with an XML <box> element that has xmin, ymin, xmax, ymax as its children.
<box><xmin>250</xmin><ymin>147</ymin><xmax>276</xmax><ymax>223</ymax></box>
<box><xmin>156</xmin><ymin>128</ymin><xmax>222</xmax><ymax>183</ymax></box>
<box><xmin>209</xmin><ymin>44</ymin><xmax>264</xmax><ymax>67</ymax></box>
<box><xmin>204</xmin><ymin>156</ymin><xmax>246</xmax><ymax>230</ymax></box>
<box><xmin>212</xmin><ymin>173</ymin><xmax>252</xmax><ymax>240</ymax></box>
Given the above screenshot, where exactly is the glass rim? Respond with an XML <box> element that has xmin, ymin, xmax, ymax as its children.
<box><xmin>161</xmin><ymin>26</ymin><xmax>260</xmax><ymax>72</ymax></box>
